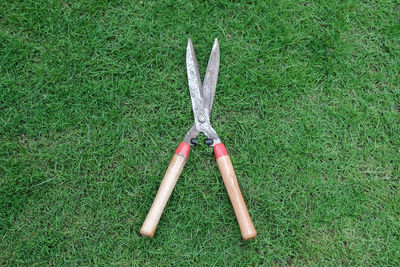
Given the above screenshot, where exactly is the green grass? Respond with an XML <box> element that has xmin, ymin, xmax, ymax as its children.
<box><xmin>1</xmin><ymin>0</ymin><xmax>399</xmax><ymax>265</ymax></box>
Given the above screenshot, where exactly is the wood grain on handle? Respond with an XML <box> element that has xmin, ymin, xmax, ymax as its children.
<box><xmin>214</xmin><ymin>144</ymin><xmax>257</xmax><ymax>240</ymax></box>
<box><xmin>140</xmin><ymin>143</ymin><xmax>190</xmax><ymax>237</ymax></box>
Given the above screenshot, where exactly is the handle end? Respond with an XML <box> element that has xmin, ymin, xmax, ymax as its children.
<box><xmin>140</xmin><ymin>225</ymin><xmax>155</xmax><ymax>238</ymax></box>
<box><xmin>242</xmin><ymin>229</ymin><xmax>257</xmax><ymax>240</ymax></box>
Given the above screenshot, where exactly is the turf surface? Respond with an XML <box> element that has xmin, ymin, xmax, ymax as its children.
<box><xmin>1</xmin><ymin>0</ymin><xmax>399</xmax><ymax>265</ymax></box>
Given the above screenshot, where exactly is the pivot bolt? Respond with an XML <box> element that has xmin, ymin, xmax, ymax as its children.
<box><xmin>205</xmin><ymin>139</ymin><xmax>214</xmax><ymax>146</ymax></box>
<box><xmin>190</xmin><ymin>138</ymin><xmax>198</xmax><ymax>145</ymax></box>
<box><xmin>198</xmin><ymin>115</ymin><xmax>206</xmax><ymax>123</ymax></box>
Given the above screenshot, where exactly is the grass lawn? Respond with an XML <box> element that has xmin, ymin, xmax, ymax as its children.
<box><xmin>1</xmin><ymin>0</ymin><xmax>399</xmax><ymax>265</ymax></box>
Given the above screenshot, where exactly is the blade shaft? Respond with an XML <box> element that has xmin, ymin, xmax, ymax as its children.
<box><xmin>203</xmin><ymin>38</ymin><xmax>220</xmax><ymax>116</ymax></box>
<box><xmin>186</xmin><ymin>38</ymin><xmax>207</xmax><ymax>123</ymax></box>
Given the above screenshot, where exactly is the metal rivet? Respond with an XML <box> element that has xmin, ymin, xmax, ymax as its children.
<box><xmin>198</xmin><ymin>116</ymin><xmax>206</xmax><ymax>123</ymax></box>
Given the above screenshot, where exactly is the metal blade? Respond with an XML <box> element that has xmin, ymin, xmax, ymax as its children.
<box><xmin>186</xmin><ymin>38</ymin><xmax>207</xmax><ymax>123</ymax></box>
<box><xmin>182</xmin><ymin>125</ymin><xmax>200</xmax><ymax>146</ymax></box>
<box><xmin>203</xmin><ymin>38</ymin><xmax>220</xmax><ymax>116</ymax></box>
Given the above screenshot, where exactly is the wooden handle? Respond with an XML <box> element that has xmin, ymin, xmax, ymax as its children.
<box><xmin>140</xmin><ymin>143</ymin><xmax>190</xmax><ymax>237</ymax></box>
<box><xmin>214</xmin><ymin>144</ymin><xmax>257</xmax><ymax>240</ymax></box>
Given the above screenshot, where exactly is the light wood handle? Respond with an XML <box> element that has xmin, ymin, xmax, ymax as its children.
<box><xmin>214</xmin><ymin>144</ymin><xmax>257</xmax><ymax>240</ymax></box>
<box><xmin>140</xmin><ymin>143</ymin><xmax>190</xmax><ymax>237</ymax></box>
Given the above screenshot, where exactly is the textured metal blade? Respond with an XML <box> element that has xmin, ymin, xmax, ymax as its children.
<box><xmin>203</xmin><ymin>38</ymin><xmax>220</xmax><ymax>116</ymax></box>
<box><xmin>182</xmin><ymin>125</ymin><xmax>200</xmax><ymax>146</ymax></box>
<box><xmin>186</xmin><ymin>38</ymin><xmax>206</xmax><ymax>122</ymax></box>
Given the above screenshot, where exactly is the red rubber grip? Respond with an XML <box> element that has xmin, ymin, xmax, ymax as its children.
<box><xmin>213</xmin><ymin>143</ymin><xmax>228</xmax><ymax>159</ymax></box>
<box><xmin>175</xmin><ymin>142</ymin><xmax>190</xmax><ymax>159</ymax></box>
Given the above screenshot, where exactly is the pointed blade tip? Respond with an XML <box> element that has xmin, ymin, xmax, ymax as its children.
<box><xmin>187</xmin><ymin>38</ymin><xmax>194</xmax><ymax>48</ymax></box>
<box><xmin>212</xmin><ymin>38</ymin><xmax>220</xmax><ymax>51</ymax></box>
<box><xmin>187</xmin><ymin>38</ymin><xmax>194</xmax><ymax>57</ymax></box>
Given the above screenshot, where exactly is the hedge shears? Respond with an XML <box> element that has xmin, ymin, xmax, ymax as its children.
<box><xmin>140</xmin><ymin>38</ymin><xmax>257</xmax><ymax>240</ymax></box>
